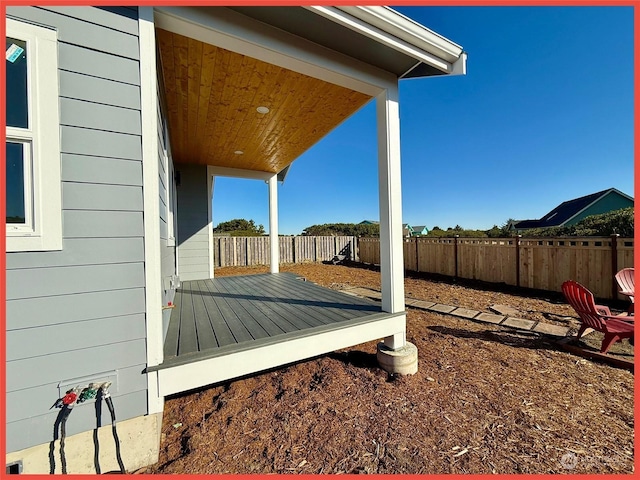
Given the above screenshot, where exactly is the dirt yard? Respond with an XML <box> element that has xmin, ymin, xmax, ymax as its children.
<box><xmin>147</xmin><ymin>263</ymin><xmax>634</xmax><ymax>474</ymax></box>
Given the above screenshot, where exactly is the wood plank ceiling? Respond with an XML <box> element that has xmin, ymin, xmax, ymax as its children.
<box><xmin>156</xmin><ymin>28</ymin><xmax>372</xmax><ymax>174</ymax></box>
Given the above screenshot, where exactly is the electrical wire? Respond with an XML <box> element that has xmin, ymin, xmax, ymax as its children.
<box><xmin>103</xmin><ymin>389</ymin><xmax>126</xmax><ymax>474</ymax></box>
<box><xmin>59</xmin><ymin>405</ymin><xmax>73</xmax><ymax>474</ymax></box>
<box><xmin>93</xmin><ymin>389</ymin><xmax>103</xmax><ymax>474</ymax></box>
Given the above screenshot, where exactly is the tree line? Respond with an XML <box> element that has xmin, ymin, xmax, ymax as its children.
<box><xmin>213</xmin><ymin>208</ymin><xmax>633</xmax><ymax>238</ymax></box>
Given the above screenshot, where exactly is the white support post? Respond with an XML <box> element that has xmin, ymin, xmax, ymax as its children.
<box><xmin>268</xmin><ymin>174</ymin><xmax>279</xmax><ymax>273</ymax></box>
<box><xmin>376</xmin><ymin>84</ymin><xmax>406</xmax><ymax>350</ymax></box>
<box><xmin>208</xmin><ymin>174</ymin><xmax>215</xmax><ymax>278</ymax></box>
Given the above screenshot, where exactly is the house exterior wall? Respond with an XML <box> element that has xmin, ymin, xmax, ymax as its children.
<box><xmin>157</xmin><ymin>76</ymin><xmax>177</xmax><ymax>338</ymax></box>
<box><xmin>5</xmin><ymin>6</ymin><xmax>149</xmax><ymax>454</ymax></box>
<box><xmin>175</xmin><ymin>163</ymin><xmax>212</xmax><ymax>281</ymax></box>
<box><xmin>565</xmin><ymin>192</ymin><xmax>634</xmax><ymax>226</ymax></box>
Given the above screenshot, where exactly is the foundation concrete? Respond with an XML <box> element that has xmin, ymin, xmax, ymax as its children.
<box><xmin>377</xmin><ymin>342</ymin><xmax>418</xmax><ymax>375</ymax></box>
<box><xmin>5</xmin><ymin>412</ymin><xmax>162</xmax><ymax>474</ymax></box>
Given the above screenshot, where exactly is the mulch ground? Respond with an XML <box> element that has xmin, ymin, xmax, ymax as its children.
<box><xmin>147</xmin><ymin>263</ymin><xmax>634</xmax><ymax>474</ymax></box>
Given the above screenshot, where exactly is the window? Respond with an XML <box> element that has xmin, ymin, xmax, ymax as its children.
<box><xmin>5</xmin><ymin>18</ymin><xmax>62</xmax><ymax>252</ymax></box>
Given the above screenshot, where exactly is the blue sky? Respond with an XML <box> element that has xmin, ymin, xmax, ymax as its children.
<box><xmin>212</xmin><ymin>5</ymin><xmax>634</xmax><ymax>235</ymax></box>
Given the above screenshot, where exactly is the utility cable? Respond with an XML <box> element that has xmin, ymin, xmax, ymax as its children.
<box><xmin>58</xmin><ymin>389</ymin><xmax>80</xmax><ymax>474</ymax></box>
<box><xmin>93</xmin><ymin>388</ymin><xmax>103</xmax><ymax>474</ymax></box>
<box><xmin>102</xmin><ymin>385</ymin><xmax>126</xmax><ymax>474</ymax></box>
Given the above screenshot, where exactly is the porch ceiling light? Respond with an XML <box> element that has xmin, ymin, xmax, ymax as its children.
<box><xmin>234</xmin><ymin>150</ymin><xmax>244</xmax><ymax>155</ymax></box>
<box><xmin>256</xmin><ymin>106</ymin><xmax>270</xmax><ymax>114</ymax></box>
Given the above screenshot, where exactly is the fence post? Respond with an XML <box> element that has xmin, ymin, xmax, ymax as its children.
<box><xmin>314</xmin><ymin>237</ymin><xmax>318</xmax><ymax>262</ymax></box>
<box><xmin>292</xmin><ymin>236</ymin><xmax>296</xmax><ymax>264</ymax></box>
<box><xmin>611</xmin><ymin>234</ymin><xmax>619</xmax><ymax>299</ymax></box>
<box><xmin>515</xmin><ymin>235</ymin><xmax>521</xmax><ymax>287</ymax></box>
<box><xmin>415</xmin><ymin>237</ymin><xmax>419</xmax><ymax>272</ymax></box>
<box><xmin>245</xmin><ymin>237</ymin><xmax>250</xmax><ymax>266</ymax></box>
<box><xmin>454</xmin><ymin>235</ymin><xmax>459</xmax><ymax>279</ymax></box>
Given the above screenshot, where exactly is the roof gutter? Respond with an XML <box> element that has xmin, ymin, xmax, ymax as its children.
<box><xmin>306</xmin><ymin>5</ymin><xmax>466</xmax><ymax>76</ymax></box>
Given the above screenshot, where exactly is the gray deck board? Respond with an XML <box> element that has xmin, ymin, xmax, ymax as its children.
<box><xmin>193</xmin><ymin>280</ymin><xmax>218</xmax><ymax>350</ymax></box>
<box><xmin>200</xmin><ymin>278</ymin><xmax>254</xmax><ymax>344</ymax></box>
<box><xmin>229</xmin><ymin>275</ymin><xmax>313</xmax><ymax>332</ymax></box>
<box><xmin>215</xmin><ymin>275</ymin><xmax>327</xmax><ymax>329</ymax></box>
<box><xmin>218</xmin><ymin>276</ymin><xmax>290</xmax><ymax>337</ymax></box>
<box><xmin>158</xmin><ymin>273</ymin><xmax>386</xmax><ymax>368</ymax></box>
<box><xmin>177</xmin><ymin>285</ymin><xmax>198</xmax><ymax>356</ymax></box>
<box><xmin>164</xmin><ymin>289</ymin><xmax>181</xmax><ymax>357</ymax></box>
<box><xmin>197</xmin><ymin>281</ymin><xmax>237</xmax><ymax>347</ymax></box>
<box><xmin>241</xmin><ymin>274</ymin><xmax>351</xmax><ymax>325</ymax></box>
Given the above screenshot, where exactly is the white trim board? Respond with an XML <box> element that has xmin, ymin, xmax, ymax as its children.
<box><xmin>138</xmin><ymin>6</ymin><xmax>164</xmax><ymax>415</ymax></box>
<box><xmin>156</xmin><ymin>312</ymin><xmax>406</xmax><ymax>396</ymax></box>
<box><xmin>207</xmin><ymin>165</ymin><xmax>274</xmax><ymax>181</ymax></box>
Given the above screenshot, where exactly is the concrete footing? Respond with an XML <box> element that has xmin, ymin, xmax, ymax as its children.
<box><xmin>377</xmin><ymin>342</ymin><xmax>418</xmax><ymax>375</ymax></box>
<box><xmin>5</xmin><ymin>413</ymin><xmax>162</xmax><ymax>474</ymax></box>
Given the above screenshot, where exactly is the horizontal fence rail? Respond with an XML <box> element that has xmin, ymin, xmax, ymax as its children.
<box><xmin>359</xmin><ymin>236</ymin><xmax>634</xmax><ymax>300</ymax></box>
<box><xmin>213</xmin><ymin>236</ymin><xmax>357</xmax><ymax>268</ymax></box>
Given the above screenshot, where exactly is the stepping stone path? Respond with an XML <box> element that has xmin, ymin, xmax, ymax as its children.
<box><xmin>341</xmin><ymin>287</ymin><xmax>570</xmax><ymax>338</ymax></box>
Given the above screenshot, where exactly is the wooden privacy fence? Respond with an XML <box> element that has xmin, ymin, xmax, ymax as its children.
<box><xmin>214</xmin><ymin>236</ymin><xmax>357</xmax><ymax>267</ymax></box>
<box><xmin>359</xmin><ymin>236</ymin><xmax>634</xmax><ymax>300</ymax></box>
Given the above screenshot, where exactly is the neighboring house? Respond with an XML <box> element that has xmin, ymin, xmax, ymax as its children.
<box><xmin>359</xmin><ymin>220</ymin><xmax>380</xmax><ymax>225</ymax></box>
<box><xmin>402</xmin><ymin>223</ymin><xmax>413</xmax><ymax>237</ymax></box>
<box><xmin>4</xmin><ymin>5</ymin><xmax>466</xmax><ymax>473</ymax></box>
<box><xmin>410</xmin><ymin>225</ymin><xmax>429</xmax><ymax>236</ymax></box>
<box><xmin>512</xmin><ymin>188</ymin><xmax>633</xmax><ymax>232</ymax></box>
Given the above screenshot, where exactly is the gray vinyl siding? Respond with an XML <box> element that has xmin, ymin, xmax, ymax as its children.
<box><xmin>176</xmin><ymin>163</ymin><xmax>212</xmax><ymax>281</ymax></box>
<box><xmin>5</xmin><ymin>6</ymin><xmax>147</xmax><ymax>454</ymax></box>
<box><xmin>157</xmin><ymin>75</ymin><xmax>177</xmax><ymax>338</ymax></box>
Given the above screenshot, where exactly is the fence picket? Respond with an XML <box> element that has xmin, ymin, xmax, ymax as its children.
<box><xmin>359</xmin><ymin>236</ymin><xmax>634</xmax><ymax>300</ymax></box>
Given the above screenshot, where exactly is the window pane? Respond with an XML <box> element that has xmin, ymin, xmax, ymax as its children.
<box><xmin>6</xmin><ymin>37</ymin><xmax>28</xmax><ymax>128</ymax></box>
<box><xmin>6</xmin><ymin>142</ymin><xmax>26</xmax><ymax>224</ymax></box>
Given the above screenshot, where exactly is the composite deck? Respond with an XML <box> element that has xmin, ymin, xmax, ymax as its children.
<box><xmin>149</xmin><ymin>272</ymin><xmax>406</xmax><ymax>396</ymax></box>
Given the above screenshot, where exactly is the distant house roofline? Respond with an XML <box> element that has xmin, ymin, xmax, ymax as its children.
<box><xmin>513</xmin><ymin>188</ymin><xmax>634</xmax><ymax>230</ymax></box>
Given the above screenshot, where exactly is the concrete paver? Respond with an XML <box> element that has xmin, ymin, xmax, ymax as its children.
<box><xmin>450</xmin><ymin>307</ymin><xmax>481</xmax><ymax>319</ymax></box>
<box><xmin>411</xmin><ymin>300</ymin><xmax>436</xmax><ymax>309</ymax></box>
<box><xmin>533</xmin><ymin>322</ymin><xmax>570</xmax><ymax>337</ymax></box>
<box><xmin>428</xmin><ymin>303</ymin><xmax>457</xmax><ymax>314</ymax></box>
<box><xmin>339</xmin><ymin>288</ymin><xmax>570</xmax><ymax>339</ymax></box>
<box><xmin>476</xmin><ymin>312</ymin><xmax>505</xmax><ymax>324</ymax></box>
<box><xmin>502</xmin><ymin>317</ymin><xmax>537</xmax><ymax>330</ymax></box>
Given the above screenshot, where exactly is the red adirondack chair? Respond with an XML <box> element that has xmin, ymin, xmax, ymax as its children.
<box><xmin>615</xmin><ymin>268</ymin><xmax>634</xmax><ymax>314</ymax></box>
<box><xmin>561</xmin><ymin>280</ymin><xmax>634</xmax><ymax>354</ymax></box>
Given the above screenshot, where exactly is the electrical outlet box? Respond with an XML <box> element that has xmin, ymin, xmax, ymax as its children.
<box><xmin>58</xmin><ymin>370</ymin><xmax>118</xmax><ymax>400</ymax></box>
<box><xmin>6</xmin><ymin>460</ymin><xmax>22</xmax><ymax>474</ymax></box>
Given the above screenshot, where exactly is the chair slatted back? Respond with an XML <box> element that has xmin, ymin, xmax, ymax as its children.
<box><xmin>561</xmin><ymin>280</ymin><xmax>607</xmax><ymax>331</ymax></box>
<box><xmin>615</xmin><ymin>268</ymin><xmax>634</xmax><ymax>301</ymax></box>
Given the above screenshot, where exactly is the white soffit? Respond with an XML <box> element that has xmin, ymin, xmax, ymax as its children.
<box><xmin>307</xmin><ymin>5</ymin><xmax>466</xmax><ymax>76</ymax></box>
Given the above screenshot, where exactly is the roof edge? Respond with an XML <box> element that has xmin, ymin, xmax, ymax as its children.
<box><xmin>561</xmin><ymin>188</ymin><xmax>634</xmax><ymax>226</ymax></box>
<box><xmin>340</xmin><ymin>6</ymin><xmax>463</xmax><ymax>61</ymax></box>
<box><xmin>305</xmin><ymin>5</ymin><xmax>466</xmax><ymax>76</ymax></box>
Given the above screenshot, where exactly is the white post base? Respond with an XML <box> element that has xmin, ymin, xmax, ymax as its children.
<box><xmin>383</xmin><ymin>332</ymin><xmax>405</xmax><ymax>350</ymax></box>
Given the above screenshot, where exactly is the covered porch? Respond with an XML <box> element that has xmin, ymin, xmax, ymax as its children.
<box><xmin>149</xmin><ymin>273</ymin><xmax>405</xmax><ymax>396</ymax></box>
<box><xmin>141</xmin><ymin>6</ymin><xmax>467</xmax><ymax>402</ymax></box>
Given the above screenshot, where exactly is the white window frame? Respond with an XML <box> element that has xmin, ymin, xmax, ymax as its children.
<box><xmin>159</xmin><ymin>92</ymin><xmax>176</xmax><ymax>247</ymax></box>
<box><xmin>5</xmin><ymin>18</ymin><xmax>62</xmax><ymax>252</ymax></box>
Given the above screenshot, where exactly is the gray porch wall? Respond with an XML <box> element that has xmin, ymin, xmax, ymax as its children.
<box><xmin>175</xmin><ymin>163</ymin><xmax>211</xmax><ymax>281</ymax></box>
<box><xmin>5</xmin><ymin>6</ymin><xmax>148</xmax><ymax>454</ymax></box>
<box><xmin>157</xmin><ymin>70</ymin><xmax>177</xmax><ymax>338</ymax></box>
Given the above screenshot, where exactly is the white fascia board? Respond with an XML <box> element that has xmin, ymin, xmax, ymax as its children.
<box><xmin>308</xmin><ymin>5</ymin><xmax>465</xmax><ymax>75</ymax></box>
<box><xmin>154</xmin><ymin>6</ymin><xmax>394</xmax><ymax>95</ymax></box>
<box><xmin>207</xmin><ymin>165</ymin><xmax>274</xmax><ymax>181</ymax></box>
<box><xmin>156</xmin><ymin>312</ymin><xmax>406</xmax><ymax>396</ymax></box>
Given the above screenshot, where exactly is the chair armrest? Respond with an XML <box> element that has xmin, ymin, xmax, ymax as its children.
<box><xmin>595</xmin><ymin>304</ymin><xmax>612</xmax><ymax>316</ymax></box>
<box><xmin>603</xmin><ymin>314</ymin><xmax>634</xmax><ymax>325</ymax></box>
